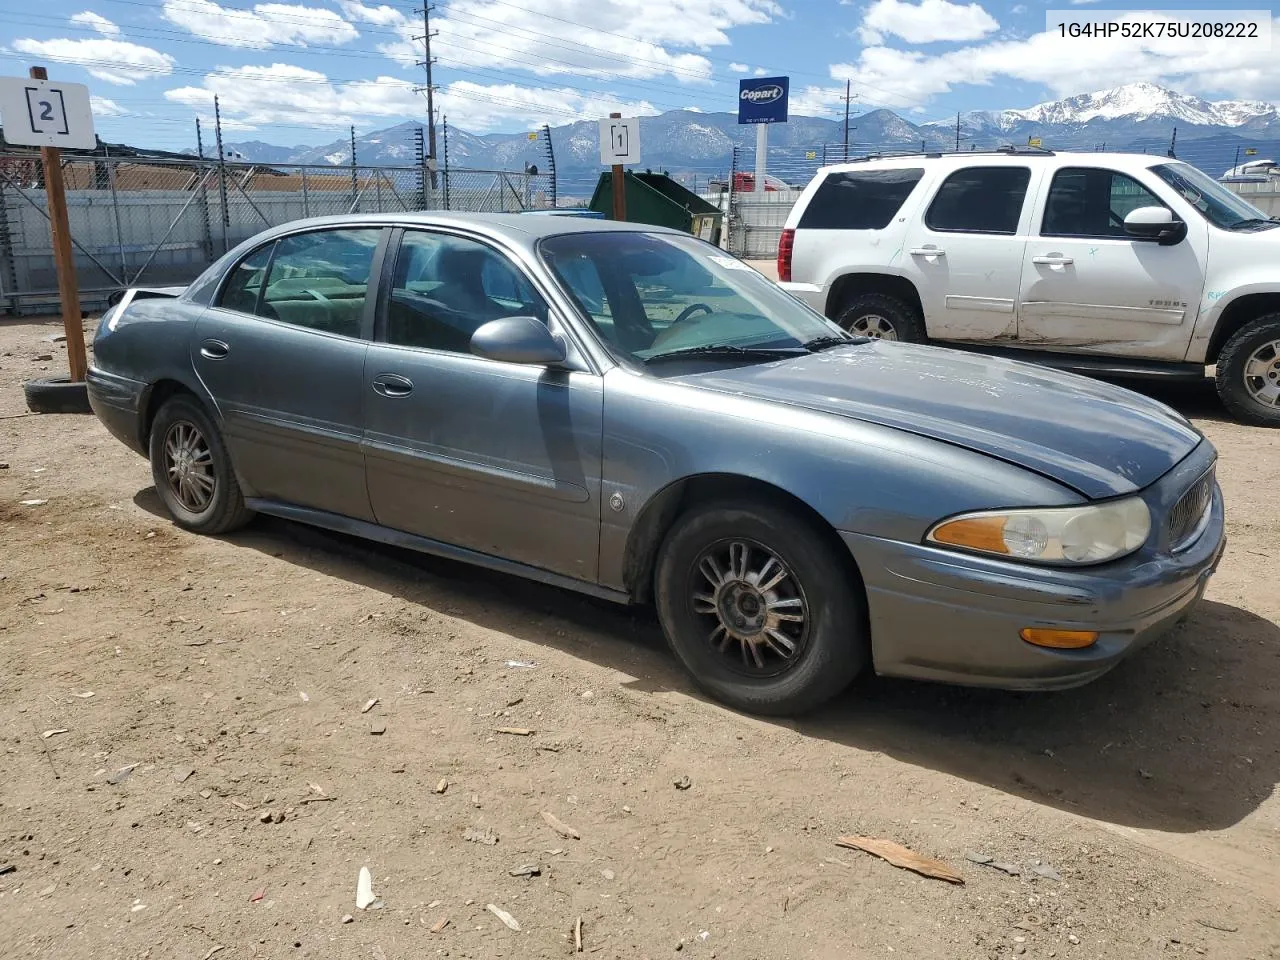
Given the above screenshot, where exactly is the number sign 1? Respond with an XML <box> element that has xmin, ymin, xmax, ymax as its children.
<box><xmin>599</xmin><ymin>117</ymin><xmax>640</xmax><ymax>166</ymax></box>
<box><xmin>0</xmin><ymin>77</ymin><xmax>96</xmax><ymax>149</ymax></box>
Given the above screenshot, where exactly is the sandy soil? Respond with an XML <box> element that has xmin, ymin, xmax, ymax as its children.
<box><xmin>2</xmin><ymin>313</ymin><xmax>1279</xmax><ymax>960</ymax></box>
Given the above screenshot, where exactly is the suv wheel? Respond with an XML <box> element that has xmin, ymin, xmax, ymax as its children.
<box><xmin>1215</xmin><ymin>314</ymin><xmax>1280</xmax><ymax>427</ymax></box>
<box><xmin>654</xmin><ymin>499</ymin><xmax>868</xmax><ymax>716</ymax></box>
<box><xmin>834</xmin><ymin>292</ymin><xmax>925</xmax><ymax>343</ymax></box>
<box><xmin>149</xmin><ymin>394</ymin><xmax>254</xmax><ymax>534</ymax></box>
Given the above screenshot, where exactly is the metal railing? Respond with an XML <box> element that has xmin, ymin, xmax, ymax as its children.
<box><xmin>0</xmin><ymin>154</ymin><xmax>553</xmax><ymax>313</ymax></box>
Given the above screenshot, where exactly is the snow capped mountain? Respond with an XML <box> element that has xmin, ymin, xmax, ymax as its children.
<box><xmin>1007</xmin><ymin>82</ymin><xmax>1276</xmax><ymax>128</ymax></box>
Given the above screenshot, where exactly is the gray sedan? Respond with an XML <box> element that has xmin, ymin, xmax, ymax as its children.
<box><xmin>87</xmin><ymin>213</ymin><xmax>1225</xmax><ymax>715</ymax></box>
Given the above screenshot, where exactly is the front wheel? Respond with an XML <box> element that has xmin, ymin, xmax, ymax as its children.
<box><xmin>654</xmin><ymin>500</ymin><xmax>869</xmax><ymax>716</ymax></box>
<box><xmin>148</xmin><ymin>394</ymin><xmax>254</xmax><ymax>534</ymax></box>
<box><xmin>1215</xmin><ymin>314</ymin><xmax>1280</xmax><ymax>427</ymax></box>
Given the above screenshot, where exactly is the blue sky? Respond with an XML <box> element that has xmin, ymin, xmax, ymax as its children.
<box><xmin>2</xmin><ymin>0</ymin><xmax>1278</xmax><ymax>149</ymax></box>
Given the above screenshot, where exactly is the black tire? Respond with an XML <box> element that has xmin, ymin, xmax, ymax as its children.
<box><xmin>24</xmin><ymin>376</ymin><xmax>91</xmax><ymax>415</ymax></box>
<box><xmin>148</xmin><ymin>394</ymin><xmax>253</xmax><ymax>534</ymax></box>
<box><xmin>1215</xmin><ymin>314</ymin><xmax>1280</xmax><ymax>427</ymax></box>
<box><xmin>834</xmin><ymin>291</ymin><xmax>925</xmax><ymax>343</ymax></box>
<box><xmin>654</xmin><ymin>499</ymin><xmax>869</xmax><ymax>716</ymax></box>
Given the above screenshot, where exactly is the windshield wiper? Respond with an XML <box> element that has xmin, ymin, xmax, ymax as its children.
<box><xmin>643</xmin><ymin>344</ymin><xmax>806</xmax><ymax>364</ymax></box>
<box><xmin>802</xmin><ymin>334</ymin><xmax>863</xmax><ymax>352</ymax></box>
<box><xmin>1232</xmin><ymin>218</ymin><xmax>1280</xmax><ymax>230</ymax></box>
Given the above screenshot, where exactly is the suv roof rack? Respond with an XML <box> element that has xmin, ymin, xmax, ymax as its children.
<box><xmin>835</xmin><ymin>145</ymin><xmax>1058</xmax><ymax>164</ymax></box>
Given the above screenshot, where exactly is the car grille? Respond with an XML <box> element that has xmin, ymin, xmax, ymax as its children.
<box><xmin>1169</xmin><ymin>467</ymin><xmax>1215</xmax><ymax>551</ymax></box>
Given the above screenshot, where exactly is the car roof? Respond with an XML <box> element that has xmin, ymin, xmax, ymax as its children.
<box><xmin>246</xmin><ymin>211</ymin><xmax>686</xmax><ymax>245</ymax></box>
<box><xmin>815</xmin><ymin>150</ymin><xmax>1181</xmax><ymax>176</ymax></box>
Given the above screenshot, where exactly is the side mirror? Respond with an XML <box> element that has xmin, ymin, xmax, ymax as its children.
<box><xmin>470</xmin><ymin>315</ymin><xmax>566</xmax><ymax>365</ymax></box>
<box><xmin>1124</xmin><ymin>206</ymin><xmax>1187</xmax><ymax>245</ymax></box>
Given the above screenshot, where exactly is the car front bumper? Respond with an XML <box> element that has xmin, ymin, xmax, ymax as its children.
<box><xmin>86</xmin><ymin>366</ymin><xmax>148</xmax><ymax>456</ymax></box>
<box><xmin>840</xmin><ymin>482</ymin><xmax>1226</xmax><ymax>691</ymax></box>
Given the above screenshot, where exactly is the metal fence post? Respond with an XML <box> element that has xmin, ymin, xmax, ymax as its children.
<box><xmin>214</xmin><ymin>96</ymin><xmax>230</xmax><ymax>254</ymax></box>
<box><xmin>375</xmin><ymin>171</ymin><xmax>383</xmax><ymax>212</ymax></box>
<box><xmin>105</xmin><ymin>148</ymin><xmax>129</xmax><ymax>285</ymax></box>
<box><xmin>0</xmin><ymin>175</ymin><xmax>18</xmax><ymax>314</ymax></box>
<box><xmin>301</xmin><ymin>166</ymin><xmax>310</xmax><ymax>218</ymax></box>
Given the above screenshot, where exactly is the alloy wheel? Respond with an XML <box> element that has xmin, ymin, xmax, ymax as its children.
<box><xmin>163</xmin><ymin>420</ymin><xmax>216</xmax><ymax>513</ymax></box>
<box><xmin>847</xmin><ymin>313</ymin><xmax>897</xmax><ymax>340</ymax></box>
<box><xmin>1243</xmin><ymin>339</ymin><xmax>1280</xmax><ymax>408</ymax></box>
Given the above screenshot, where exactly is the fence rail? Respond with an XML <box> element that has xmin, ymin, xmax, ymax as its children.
<box><xmin>0</xmin><ymin>154</ymin><xmax>553</xmax><ymax>313</ymax></box>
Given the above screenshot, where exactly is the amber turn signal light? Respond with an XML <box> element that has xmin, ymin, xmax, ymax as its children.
<box><xmin>1020</xmin><ymin>627</ymin><xmax>1099</xmax><ymax>649</ymax></box>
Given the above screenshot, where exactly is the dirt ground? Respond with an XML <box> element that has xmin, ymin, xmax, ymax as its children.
<box><xmin>2</xmin><ymin>313</ymin><xmax>1279</xmax><ymax>960</ymax></box>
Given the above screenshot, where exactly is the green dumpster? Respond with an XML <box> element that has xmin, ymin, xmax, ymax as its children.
<box><xmin>589</xmin><ymin>171</ymin><xmax>723</xmax><ymax>245</ymax></box>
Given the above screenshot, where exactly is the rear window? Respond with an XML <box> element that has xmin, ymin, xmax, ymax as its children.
<box><xmin>925</xmin><ymin>166</ymin><xmax>1031</xmax><ymax>235</ymax></box>
<box><xmin>797</xmin><ymin>168</ymin><xmax>924</xmax><ymax>230</ymax></box>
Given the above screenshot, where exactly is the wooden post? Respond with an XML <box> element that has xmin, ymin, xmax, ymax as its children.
<box><xmin>30</xmin><ymin>66</ymin><xmax>86</xmax><ymax>381</ymax></box>
<box><xmin>609</xmin><ymin>112</ymin><xmax>626</xmax><ymax>222</ymax></box>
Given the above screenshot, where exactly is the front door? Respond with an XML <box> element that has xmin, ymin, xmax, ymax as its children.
<box><xmin>194</xmin><ymin>226</ymin><xmax>385</xmax><ymax>520</ymax></box>
<box><xmin>901</xmin><ymin>164</ymin><xmax>1037</xmax><ymax>342</ymax></box>
<box><xmin>362</xmin><ymin>228</ymin><xmax>604</xmax><ymax>583</ymax></box>
<box><xmin>1017</xmin><ymin>165</ymin><xmax>1208</xmax><ymax>360</ymax></box>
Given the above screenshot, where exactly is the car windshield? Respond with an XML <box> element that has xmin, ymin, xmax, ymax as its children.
<box><xmin>1151</xmin><ymin>162</ymin><xmax>1277</xmax><ymax>230</ymax></box>
<box><xmin>538</xmin><ymin>231</ymin><xmax>845</xmax><ymax>364</ymax></box>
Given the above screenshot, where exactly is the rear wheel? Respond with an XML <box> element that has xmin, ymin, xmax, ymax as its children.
<box><xmin>148</xmin><ymin>394</ymin><xmax>253</xmax><ymax>534</ymax></box>
<box><xmin>834</xmin><ymin>292</ymin><xmax>925</xmax><ymax>343</ymax></box>
<box><xmin>1215</xmin><ymin>314</ymin><xmax>1280</xmax><ymax>427</ymax></box>
<box><xmin>654</xmin><ymin>500</ymin><xmax>868</xmax><ymax>716</ymax></box>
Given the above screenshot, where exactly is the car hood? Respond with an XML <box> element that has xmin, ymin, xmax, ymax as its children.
<box><xmin>674</xmin><ymin>342</ymin><xmax>1201</xmax><ymax>498</ymax></box>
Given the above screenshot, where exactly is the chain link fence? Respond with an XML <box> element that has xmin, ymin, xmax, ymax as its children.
<box><xmin>0</xmin><ymin>154</ymin><xmax>553</xmax><ymax>314</ymax></box>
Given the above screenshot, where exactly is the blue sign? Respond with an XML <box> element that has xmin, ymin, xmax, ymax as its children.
<box><xmin>738</xmin><ymin>76</ymin><xmax>789</xmax><ymax>125</ymax></box>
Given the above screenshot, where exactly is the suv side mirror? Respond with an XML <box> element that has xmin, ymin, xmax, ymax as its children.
<box><xmin>470</xmin><ymin>315</ymin><xmax>567</xmax><ymax>365</ymax></box>
<box><xmin>1124</xmin><ymin>206</ymin><xmax>1187</xmax><ymax>245</ymax></box>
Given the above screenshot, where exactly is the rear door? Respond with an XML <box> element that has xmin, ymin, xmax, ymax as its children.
<box><xmin>194</xmin><ymin>226</ymin><xmax>386</xmax><ymax>520</ymax></box>
<box><xmin>900</xmin><ymin>164</ymin><xmax>1038</xmax><ymax>341</ymax></box>
<box><xmin>1017</xmin><ymin>165</ymin><xmax>1207</xmax><ymax>360</ymax></box>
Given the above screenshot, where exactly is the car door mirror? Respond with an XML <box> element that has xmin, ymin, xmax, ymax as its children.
<box><xmin>470</xmin><ymin>315</ymin><xmax>567</xmax><ymax>365</ymax></box>
<box><xmin>1124</xmin><ymin>206</ymin><xmax>1187</xmax><ymax>245</ymax></box>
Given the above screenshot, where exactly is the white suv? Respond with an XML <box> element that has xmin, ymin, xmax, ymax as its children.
<box><xmin>778</xmin><ymin>149</ymin><xmax>1280</xmax><ymax>425</ymax></box>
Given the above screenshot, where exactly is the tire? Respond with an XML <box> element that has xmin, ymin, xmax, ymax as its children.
<box><xmin>834</xmin><ymin>291</ymin><xmax>925</xmax><ymax>343</ymax></box>
<box><xmin>148</xmin><ymin>394</ymin><xmax>253</xmax><ymax>534</ymax></box>
<box><xmin>1215</xmin><ymin>314</ymin><xmax>1280</xmax><ymax>427</ymax></box>
<box><xmin>654</xmin><ymin>499</ymin><xmax>869</xmax><ymax>716</ymax></box>
<box><xmin>24</xmin><ymin>376</ymin><xmax>91</xmax><ymax>415</ymax></box>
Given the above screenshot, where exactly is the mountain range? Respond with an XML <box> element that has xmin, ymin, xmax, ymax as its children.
<box><xmin>215</xmin><ymin>83</ymin><xmax>1280</xmax><ymax>195</ymax></box>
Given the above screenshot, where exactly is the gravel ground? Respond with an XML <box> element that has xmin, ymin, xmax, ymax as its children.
<box><xmin>2</xmin><ymin>313</ymin><xmax>1279</xmax><ymax>960</ymax></box>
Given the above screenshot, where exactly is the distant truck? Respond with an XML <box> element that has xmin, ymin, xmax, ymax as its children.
<box><xmin>709</xmin><ymin>173</ymin><xmax>791</xmax><ymax>193</ymax></box>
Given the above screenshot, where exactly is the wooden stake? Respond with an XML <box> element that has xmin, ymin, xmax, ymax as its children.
<box><xmin>30</xmin><ymin>67</ymin><xmax>87</xmax><ymax>382</ymax></box>
<box><xmin>609</xmin><ymin>112</ymin><xmax>626</xmax><ymax>222</ymax></box>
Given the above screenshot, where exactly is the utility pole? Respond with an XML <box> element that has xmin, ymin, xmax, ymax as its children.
<box><xmin>416</xmin><ymin>3</ymin><xmax>439</xmax><ymax>188</ymax></box>
<box><xmin>842</xmin><ymin>79</ymin><xmax>851</xmax><ymax>161</ymax></box>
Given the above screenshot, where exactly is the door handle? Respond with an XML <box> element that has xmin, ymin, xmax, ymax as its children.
<box><xmin>199</xmin><ymin>339</ymin><xmax>230</xmax><ymax>360</ymax></box>
<box><xmin>1033</xmin><ymin>255</ymin><xmax>1074</xmax><ymax>266</ymax></box>
<box><xmin>908</xmin><ymin>247</ymin><xmax>946</xmax><ymax>257</ymax></box>
<box><xmin>371</xmin><ymin>374</ymin><xmax>413</xmax><ymax>398</ymax></box>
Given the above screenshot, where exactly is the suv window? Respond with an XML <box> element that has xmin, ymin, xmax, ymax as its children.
<box><xmin>387</xmin><ymin>231</ymin><xmax>548</xmax><ymax>354</ymax></box>
<box><xmin>798</xmin><ymin>168</ymin><xmax>924</xmax><ymax>230</ymax></box>
<box><xmin>1042</xmin><ymin>167</ymin><xmax>1167</xmax><ymax>238</ymax></box>
<box><xmin>925</xmin><ymin>166</ymin><xmax>1031</xmax><ymax>235</ymax></box>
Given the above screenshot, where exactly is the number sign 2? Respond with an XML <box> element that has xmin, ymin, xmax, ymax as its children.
<box><xmin>0</xmin><ymin>76</ymin><xmax>96</xmax><ymax>149</ymax></box>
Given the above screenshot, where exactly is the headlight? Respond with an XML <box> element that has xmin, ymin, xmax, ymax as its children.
<box><xmin>927</xmin><ymin>497</ymin><xmax>1151</xmax><ymax>566</ymax></box>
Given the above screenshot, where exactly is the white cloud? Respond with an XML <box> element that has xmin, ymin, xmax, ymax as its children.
<box><xmin>789</xmin><ymin>84</ymin><xmax>851</xmax><ymax>117</ymax></box>
<box><xmin>729</xmin><ymin>62</ymin><xmax>749</xmax><ymax>72</ymax></box>
<box><xmin>70</xmin><ymin>11</ymin><xmax>121</xmax><ymax>36</ymax></box>
<box><xmin>753</xmin><ymin>67</ymin><xmax>768</xmax><ymax>76</ymax></box>
<box><xmin>90</xmin><ymin>94</ymin><xmax>127</xmax><ymax>116</ymax></box>
<box><xmin>1010</xmin><ymin>3</ymin><xmax>1026</xmax><ymax>14</ymax></box>
<box><xmin>336</xmin><ymin>0</ymin><xmax>404</xmax><ymax>26</ymax></box>
<box><xmin>830</xmin><ymin>13</ymin><xmax>1280</xmax><ymax>105</ymax></box>
<box><xmin>1069</xmin><ymin>0</ymin><xmax>1103</xmax><ymax>5</ymax></box>
<box><xmin>857</xmin><ymin>0</ymin><xmax>999</xmax><ymax>45</ymax></box>
<box><xmin>163</xmin><ymin>63</ymin><xmax>656</xmax><ymax>133</ymax></box>
<box><xmin>12</xmin><ymin>36</ymin><xmax>175</xmax><ymax>85</ymax></box>
<box><xmin>365</xmin><ymin>0</ymin><xmax>780</xmax><ymax>84</ymax></box>
<box><xmin>161</xmin><ymin>0</ymin><xmax>359</xmax><ymax>49</ymax></box>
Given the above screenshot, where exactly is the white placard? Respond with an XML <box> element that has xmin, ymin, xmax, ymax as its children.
<box><xmin>0</xmin><ymin>77</ymin><xmax>96</xmax><ymax>150</ymax></box>
<box><xmin>599</xmin><ymin>117</ymin><xmax>640</xmax><ymax>166</ymax></box>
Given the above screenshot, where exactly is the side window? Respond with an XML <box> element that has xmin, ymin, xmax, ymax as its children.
<box><xmin>797</xmin><ymin>168</ymin><xmax>924</xmax><ymax>230</ymax></box>
<box><xmin>217</xmin><ymin>243</ymin><xmax>273</xmax><ymax>314</ymax></box>
<box><xmin>925</xmin><ymin>166</ymin><xmax>1031</xmax><ymax>235</ymax></box>
<box><xmin>257</xmin><ymin>228</ymin><xmax>381</xmax><ymax>337</ymax></box>
<box><xmin>387</xmin><ymin>231</ymin><xmax>548</xmax><ymax>354</ymax></box>
<box><xmin>1042</xmin><ymin>167</ymin><xmax>1168</xmax><ymax>238</ymax></box>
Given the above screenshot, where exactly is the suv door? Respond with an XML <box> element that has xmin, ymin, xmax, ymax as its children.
<box><xmin>194</xmin><ymin>226</ymin><xmax>386</xmax><ymax>520</ymax></box>
<box><xmin>901</xmin><ymin>164</ymin><xmax>1036</xmax><ymax>341</ymax></box>
<box><xmin>1017</xmin><ymin>165</ymin><xmax>1208</xmax><ymax>360</ymax></box>
<box><xmin>362</xmin><ymin>228</ymin><xmax>604</xmax><ymax>582</ymax></box>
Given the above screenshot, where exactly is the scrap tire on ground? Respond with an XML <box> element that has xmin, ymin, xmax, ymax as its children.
<box><xmin>23</xmin><ymin>376</ymin><xmax>92</xmax><ymax>415</ymax></box>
